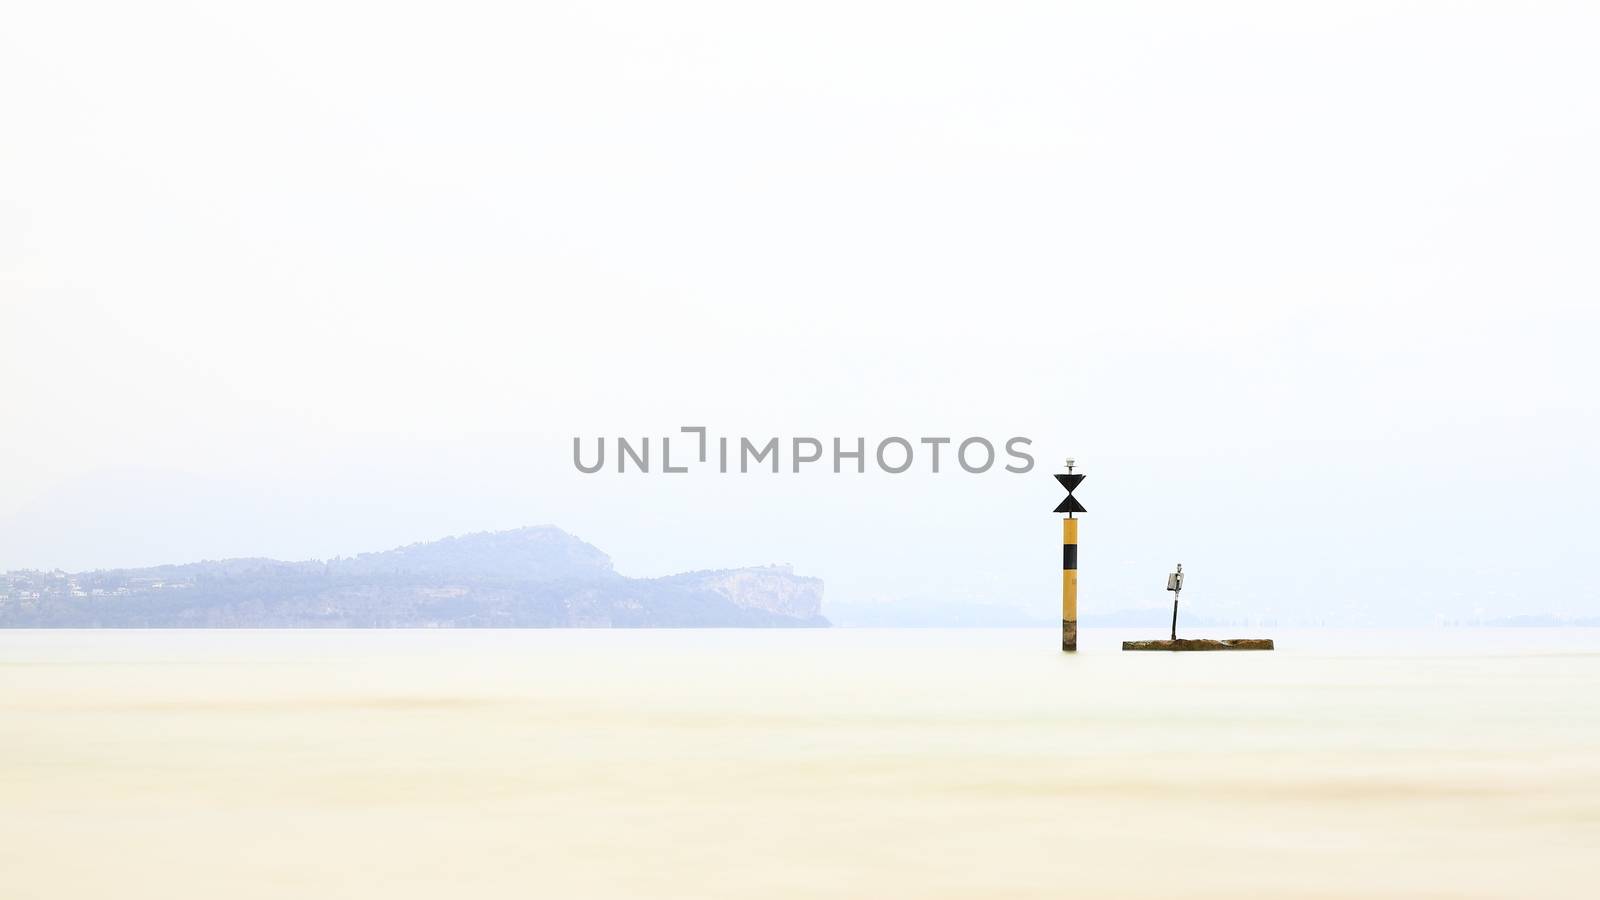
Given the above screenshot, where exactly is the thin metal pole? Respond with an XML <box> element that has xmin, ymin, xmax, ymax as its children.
<box><xmin>1170</xmin><ymin>587</ymin><xmax>1180</xmax><ymax>641</ymax></box>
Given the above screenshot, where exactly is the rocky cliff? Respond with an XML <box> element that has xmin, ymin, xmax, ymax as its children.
<box><xmin>654</xmin><ymin>565</ymin><xmax>824</xmax><ymax>620</ymax></box>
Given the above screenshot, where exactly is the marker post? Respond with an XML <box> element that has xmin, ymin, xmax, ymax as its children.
<box><xmin>1124</xmin><ymin>562</ymin><xmax>1275</xmax><ymax>652</ymax></box>
<box><xmin>1167</xmin><ymin>563</ymin><xmax>1184</xmax><ymax>641</ymax></box>
<box><xmin>1054</xmin><ymin>460</ymin><xmax>1086</xmax><ymax>652</ymax></box>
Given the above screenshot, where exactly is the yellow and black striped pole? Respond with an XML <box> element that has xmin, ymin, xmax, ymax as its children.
<box><xmin>1062</xmin><ymin>517</ymin><xmax>1078</xmax><ymax>651</ymax></box>
<box><xmin>1054</xmin><ymin>460</ymin><xmax>1086</xmax><ymax>653</ymax></box>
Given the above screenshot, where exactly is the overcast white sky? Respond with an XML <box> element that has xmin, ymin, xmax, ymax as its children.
<box><xmin>4</xmin><ymin>1</ymin><xmax>1597</xmax><ymax>622</ymax></box>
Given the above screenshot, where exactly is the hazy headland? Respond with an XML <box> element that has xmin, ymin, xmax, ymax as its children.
<box><xmin>0</xmin><ymin>527</ymin><xmax>826</xmax><ymax>627</ymax></box>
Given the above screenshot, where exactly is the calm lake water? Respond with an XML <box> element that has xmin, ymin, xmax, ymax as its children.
<box><xmin>3</xmin><ymin>628</ymin><xmax>1597</xmax><ymax>898</ymax></box>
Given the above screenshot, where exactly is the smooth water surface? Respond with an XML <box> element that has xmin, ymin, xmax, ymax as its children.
<box><xmin>3</xmin><ymin>628</ymin><xmax>1597</xmax><ymax>898</ymax></box>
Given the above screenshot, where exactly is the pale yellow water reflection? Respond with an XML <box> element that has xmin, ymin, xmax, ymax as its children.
<box><xmin>2</xmin><ymin>628</ymin><xmax>1597</xmax><ymax>898</ymax></box>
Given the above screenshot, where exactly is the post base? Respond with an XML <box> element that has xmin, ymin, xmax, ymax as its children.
<box><xmin>1122</xmin><ymin>638</ymin><xmax>1274</xmax><ymax>652</ymax></box>
<box><xmin>1061</xmin><ymin>619</ymin><xmax>1077</xmax><ymax>652</ymax></box>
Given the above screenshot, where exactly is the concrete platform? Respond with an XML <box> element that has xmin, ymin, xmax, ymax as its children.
<box><xmin>1122</xmin><ymin>638</ymin><xmax>1274</xmax><ymax>651</ymax></box>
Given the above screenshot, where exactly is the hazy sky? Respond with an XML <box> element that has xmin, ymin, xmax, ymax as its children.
<box><xmin>4</xmin><ymin>2</ymin><xmax>1597</xmax><ymax>621</ymax></box>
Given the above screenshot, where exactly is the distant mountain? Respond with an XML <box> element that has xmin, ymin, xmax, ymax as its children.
<box><xmin>823</xmin><ymin>599</ymin><xmax>1265</xmax><ymax>629</ymax></box>
<box><xmin>1477</xmin><ymin>614</ymin><xmax>1600</xmax><ymax>627</ymax></box>
<box><xmin>0</xmin><ymin>527</ymin><xmax>827</xmax><ymax>628</ymax></box>
<box><xmin>825</xmin><ymin>596</ymin><xmax>1054</xmax><ymax>628</ymax></box>
<box><xmin>327</xmin><ymin>527</ymin><xmax>616</xmax><ymax>581</ymax></box>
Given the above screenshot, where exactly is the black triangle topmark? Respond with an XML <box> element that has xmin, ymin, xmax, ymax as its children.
<box><xmin>1053</xmin><ymin>472</ymin><xmax>1086</xmax><ymax>514</ymax></box>
<box><xmin>1053</xmin><ymin>495</ymin><xmax>1086</xmax><ymax>514</ymax></box>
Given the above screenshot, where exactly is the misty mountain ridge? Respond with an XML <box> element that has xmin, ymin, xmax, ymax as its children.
<box><xmin>0</xmin><ymin>527</ymin><xmax>826</xmax><ymax>628</ymax></box>
<box><xmin>326</xmin><ymin>526</ymin><xmax>617</xmax><ymax>580</ymax></box>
